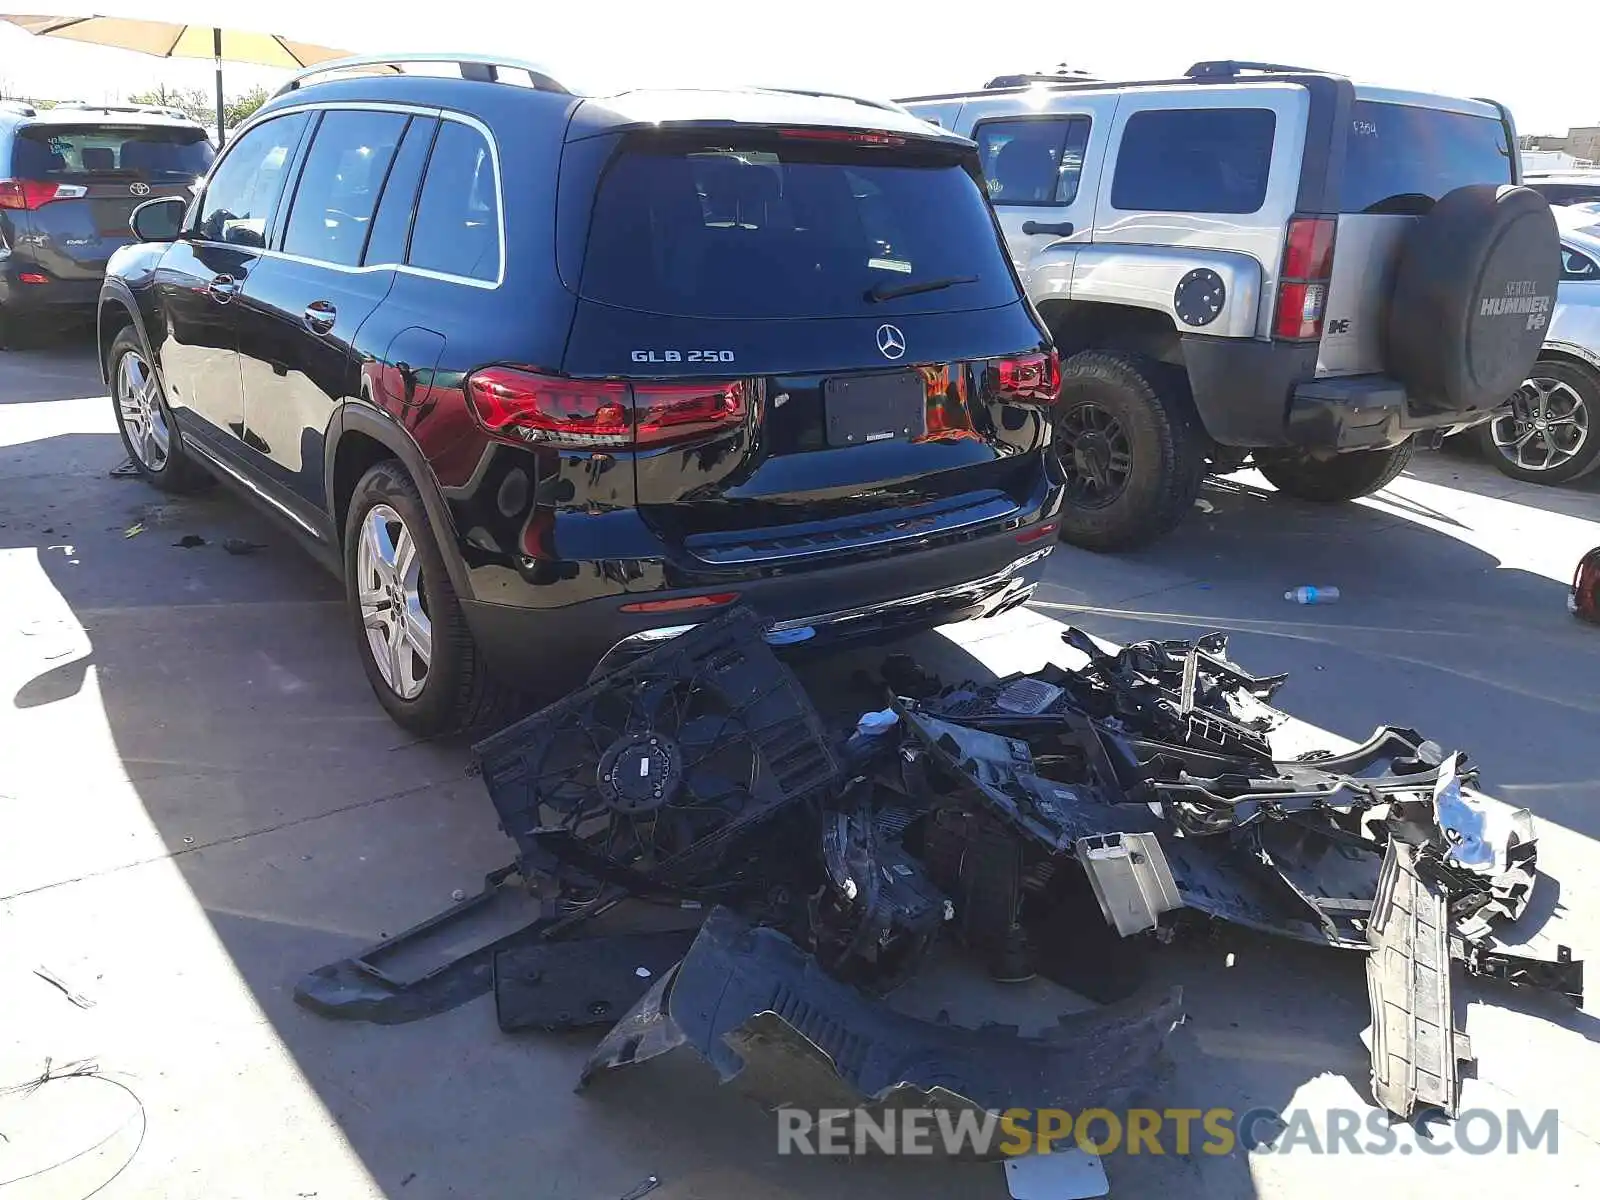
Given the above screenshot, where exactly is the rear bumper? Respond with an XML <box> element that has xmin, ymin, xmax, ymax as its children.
<box><xmin>1283</xmin><ymin>375</ymin><xmax>1491</xmax><ymax>451</ymax></box>
<box><xmin>460</xmin><ymin>525</ymin><xmax>1056</xmax><ymax>690</ymax></box>
<box><xmin>0</xmin><ymin>269</ymin><xmax>101</xmax><ymax>314</ymax></box>
<box><xmin>1181</xmin><ymin>335</ymin><xmax>1490</xmax><ymax>451</ymax></box>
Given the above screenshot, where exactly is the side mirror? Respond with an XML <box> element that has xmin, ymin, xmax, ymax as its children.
<box><xmin>130</xmin><ymin>196</ymin><xmax>187</xmax><ymax>243</ymax></box>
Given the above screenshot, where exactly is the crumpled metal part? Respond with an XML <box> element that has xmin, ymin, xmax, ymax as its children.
<box><xmin>581</xmin><ymin>907</ymin><xmax>1184</xmax><ymax>1122</ymax></box>
<box><xmin>1432</xmin><ymin>753</ymin><xmax>1495</xmax><ymax>873</ymax></box>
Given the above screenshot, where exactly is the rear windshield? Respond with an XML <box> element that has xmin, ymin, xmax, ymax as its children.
<box><xmin>1341</xmin><ymin>102</ymin><xmax>1512</xmax><ymax>215</ymax></box>
<box><xmin>12</xmin><ymin>124</ymin><xmax>215</xmax><ymax>183</ymax></box>
<box><xmin>578</xmin><ymin>136</ymin><xmax>1018</xmax><ymax>319</ymax></box>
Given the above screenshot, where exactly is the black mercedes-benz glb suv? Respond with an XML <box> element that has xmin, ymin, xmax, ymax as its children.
<box><xmin>99</xmin><ymin>54</ymin><xmax>1064</xmax><ymax>734</ymax></box>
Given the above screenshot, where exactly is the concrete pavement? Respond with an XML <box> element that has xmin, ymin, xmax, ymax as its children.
<box><xmin>4</xmin><ymin>334</ymin><xmax>1600</xmax><ymax>1199</ymax></box>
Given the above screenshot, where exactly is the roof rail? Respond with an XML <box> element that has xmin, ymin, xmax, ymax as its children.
<box><xmin>54</xmin><ymin>102</ymin><xmax>195</xmax><ymax>120</ymax></box>
<box><xmin>0</xmin><ymin>98</ymin><xmax>38</xmax><ymax>117</ymax></box>
<box><xmin>274</xmin><ymin>53</ymin><xmax>573</xmax><ymax>99</ymax></box>
<box><xmin>750</xmin><ymin>85</ymin><xmax>910</xmax><ymax>117</ymax></box>
<box><xmin>1185</xmin><ymin>60</ymin><xmax>1325</xmax><ymax>79</ymax></box>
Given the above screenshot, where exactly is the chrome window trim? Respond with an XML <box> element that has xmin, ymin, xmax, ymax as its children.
<box><xmin>191</xmin><ymin>100</ymin><xmax>507</xmax><ymax>290</ymax></box>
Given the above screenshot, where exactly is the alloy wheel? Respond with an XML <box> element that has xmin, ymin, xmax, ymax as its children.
<box><xmin>116</xmin><ymin>349</ymin><xmax>170</xmax><ymax>472</ymax></box>
<box><xmin>356</xmin><ymin>504</ymin><xmax>432</xmax><ymax>701</ymax></box>
<box><xmin>1490</xmin><ymin>376</ymin><xmax>1590</xmax><ymax>473</ymax></box>
<box><xmin>1057</xmin><ymin>402</ymin><xmax>1133</xmax><ymax>508</ymax></box>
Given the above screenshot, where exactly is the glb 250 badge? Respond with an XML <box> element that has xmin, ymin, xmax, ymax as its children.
<box><xmin>630</xmin><ymin>350</ymin><xmax>736</xmax><ymax>364</ymax></box>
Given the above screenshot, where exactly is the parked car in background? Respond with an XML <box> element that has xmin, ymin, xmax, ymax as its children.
<box><xmin>98</xmin><ymin>53</ymin><xmax>1065</xmax><ymax>735</ymax></box>
<box><xmin>0</xmin><ymin>100</ymin><xmax>213</xmax><ymax>348</ymax></box>
<box><xmin>1523</xmin><ymin>171</ymin><xmax>1600</xmax><ymax>209</ymax></box>
<box><xmin>1474</xmin><ymin>205</ymin><xmax>1600</xmax><ymax>483</ymax></box>
<box><xmin>902</xmin><ymin>62</ymin><xmax>1559</xmax><ymax>549</ymax></box>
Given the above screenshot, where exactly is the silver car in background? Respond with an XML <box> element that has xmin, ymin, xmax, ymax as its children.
<box><xmin>1477</xmin><ymin>206</ymin><xmax>1600</xmax><ymax>483</ymax></box>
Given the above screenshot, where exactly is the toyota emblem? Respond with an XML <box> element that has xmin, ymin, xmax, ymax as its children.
<box><xmin>129</xmin><ymin>182</ymin><xmax>151</xmax><ymax>196</ymax></box>
<box><xmin>875</xmin><ymin>323</ymin><xmax>906</xmax><ymax>361</ymax></box>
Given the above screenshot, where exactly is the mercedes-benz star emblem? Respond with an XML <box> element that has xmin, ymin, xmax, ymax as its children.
<box><xmin>875</xmin><ymin>323</ymin><xmax>906</xmax><ymax>361</ymax></box>
<box><xmin>129</xmin><ymin>182</ymin><xmax>150</xmax><ymax>196</ymax></box>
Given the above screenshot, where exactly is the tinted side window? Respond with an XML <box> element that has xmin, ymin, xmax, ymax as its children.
<box><xmin>1341</xmin><ymin>102</ymin><xmax>1512</xmax><ymax>214</ymax></box>
<box><xmin>363</xmin><ymin>117</ymin><xmax>437</xmax><ymax>266</ymax></box>
<box><xmin>282</xmin><ymin>109</ymin><xmax>407</xmax><ymax>266</ymax></box>
<box><xmin>408</xmin><ymin>120</ymin><xmax>500</xmax><ymax>283</ymax></box>
<box><xmin>1111</xmin><ymin>108</ymin><xmax>1276</xmax><ymax>214</ymax></box>
<box><xmin>974</xmin><ymin>117</ymin><xmax>1091</xmax><ymax>206</ymax></box>
<box><xmin>1562</xmin><ymin>246</ymin><xmax>1599</xmax><ymax>282</ymax></box>
<box><xmin>196</xmin><ymin>113</ymin><xmax>308</xmax><ymax>247</ymax></box>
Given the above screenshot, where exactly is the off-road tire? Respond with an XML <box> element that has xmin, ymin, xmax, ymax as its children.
<box><xmin>106</xmin><ymin>326</ymin><xmax>210</xmax><ymax>492</ymax></box>
<box><xmin>1054</xmin><ymin>350</ymin><xmax>1206</xmax><ymax>551</ymax></box>
<box><xmin>1255</xmin><ymin>439</ymin><xmax>1414</xmax><ymax>502</ymax></box>
<box><xmin>344</xmin><ymin>460</ymin><xmax>520</xmax><ymax>737</ymax></box>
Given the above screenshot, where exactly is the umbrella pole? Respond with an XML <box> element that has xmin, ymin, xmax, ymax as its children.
<box><xmin>213</xmin><ymin>27</ymin><xmax>225</xmax><ymax>144</ymax></box>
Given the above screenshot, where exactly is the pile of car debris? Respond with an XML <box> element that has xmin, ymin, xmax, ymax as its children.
<box><xmin>296</xmin><ymin>607</ymin><xmax>1582</xmax><ymax>1131</ymax></box>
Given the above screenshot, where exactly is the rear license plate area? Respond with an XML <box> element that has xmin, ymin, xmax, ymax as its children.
<box><xmin>824</xmin><ymin>371</ymin><xmax>926</xmax><ymax>448</ymax></box>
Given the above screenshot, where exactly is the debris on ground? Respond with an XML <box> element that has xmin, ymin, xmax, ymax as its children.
<box><xmin>294</xmin><ymin>605</ymin><xmax>1581</xmax><ymax>1133</ymax></box>
<box><xmin>172</xmin><ymin>535</ymin><xmax>207</xmax><ymax>549</ymax></box>
<box><xmin>222</xmin><ymin>537</ymin><xmax>266</xmax><ymax>556</ymax></box>
<box><xmin>1005</xmin><ymin>1148</ymin><xmax>1110</xmax><ymax>1200</ymax></box>
<box><xmin>33</xmin><ymin>965</ymin><xmax>95</xmax><ymax>1009</ymax></box>
<box><xmin>122</xmin><ymin>522</ymin><xmax>144</xmax><ymax>539</ymax></box>
<box><xmin>1573</xmin><ymin>545</ymin><xmax>1600</xmax><ymax>623</ymax></box>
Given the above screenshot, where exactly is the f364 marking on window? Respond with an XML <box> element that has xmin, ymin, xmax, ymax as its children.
<box><xmin>630</xmin><ymin>350</ymin><xmax>737</xmax><ymax>364</ymax></box>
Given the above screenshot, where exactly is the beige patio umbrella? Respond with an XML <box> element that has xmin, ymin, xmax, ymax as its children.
<box><xmin>1</xmin><ymin>14</ymin><xmax>350</xmax><ymax>139</ymax></box>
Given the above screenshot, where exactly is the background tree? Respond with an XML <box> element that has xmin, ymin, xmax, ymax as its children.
<box><xmin>224</xmin><ymin>85</ymin><xmax>268</xmax><ymax>127</ymax></box>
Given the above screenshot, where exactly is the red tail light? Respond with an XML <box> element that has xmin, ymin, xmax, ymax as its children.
<box><xmin>465</xmin><ymin>367</ymin><xmax>747</xmax><ymax>451</ymax></box>
<box><xmin>1</xmin><ymin>179</ymin><xmax>60</xmax><ymax>210</ymax></box>
<box><xmin>634</xmin><ymin>381</ymin><xmax>748</xmax><ymax>447</ymax></box>
<box><xmin>994</xmin><ymin>351</ymin><xmax>1061</xmax><ymax>404</ymax></box>
<box><xmin>1274</xmin><ymin>216</ymin><xmax>1336</xmax><ymax>341</ymax></box>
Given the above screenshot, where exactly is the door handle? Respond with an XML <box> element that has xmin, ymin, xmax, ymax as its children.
<box><xmin>1021</xmin><ymin>220</ymin><xmax>1075</xmax><ymax>238</ymax></box>
<box><xmin>303</xmin><ymin>300</ymin><xmax>337</xmax><ymax>334</ymax></box>
<box><xmin>206</xmin><ymin>273</ymin><xmax>237</xmax><ymax>302</ymax></box>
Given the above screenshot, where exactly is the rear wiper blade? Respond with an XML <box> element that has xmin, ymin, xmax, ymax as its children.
<box><xmin>865</xmin><ymin>274</ymin><xmax>978</xmax><ymax>303</ymax></box>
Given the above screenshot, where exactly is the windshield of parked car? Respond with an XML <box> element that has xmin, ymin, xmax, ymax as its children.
<box><xmin>579</xmin><ymin>134</ymin><xmax>1017</xmax><ymax>319</ymax></box>
<box><xmin>1341</xmin><ymin>101</ymin><xmax>1513</xmax><ymax>215</ymax></box>
<box><xmin>13</xmin><ymin>124</ymin><xmax>215</xmax><ymax>183</ymax></box>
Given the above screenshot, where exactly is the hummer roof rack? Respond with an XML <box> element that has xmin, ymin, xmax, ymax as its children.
<box><xmin>1184</xmin><ymin>60</ymin><xmax>1326</xmax><ymax>78</ymax></box>
<box><xmin>984</xmin><ymin>68</ymin><xmax>1101</xmax><ymax>90</ymax></box>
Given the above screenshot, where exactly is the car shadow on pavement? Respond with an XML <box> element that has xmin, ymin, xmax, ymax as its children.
<box><xmin>6</xmin><ymin>349</ymin><xmax>1599</xmax><ymax>1200</ymax></box>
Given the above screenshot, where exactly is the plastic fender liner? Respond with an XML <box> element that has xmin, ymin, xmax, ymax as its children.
<box><xmin>580</xmin><ymin>907</ymin><xmax>1183</xmax><ymax>1125</ymax></box>
<box><xmin>1366</xmin><ymin>839</ymin><xmax>1474</xmax><ymax>1119</ymax></box>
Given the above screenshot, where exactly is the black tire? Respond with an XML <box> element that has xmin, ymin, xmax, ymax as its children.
<box><xmin>343</xmin><ymin>460</ymin><xmax>518</xmax><ymax>737</ymax></box>
<box><xmin>106</xmin><ymin>325</ymin><xmax>210</xmax><ymax>492</ymax></box>
<box><xmin>1255</xmin><ymin>439</ymin><xmax>1414</xmax><ymax>502</ymax></box>
<box><xmin>1474</xmin><ymin>359</ymin><xmax>1600</xmax><ymax>485</ymax></box>
<box><xmin>1053</xmin><ymin>350</ymin><xmax>1205</xmax><ymax>551</ymax></box>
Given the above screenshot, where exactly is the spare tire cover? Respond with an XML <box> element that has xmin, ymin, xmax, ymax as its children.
<box><xmin>1386</xmin><ymin>184</ymin><xmax>1559</xmax><ymax>413</ymax></box>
